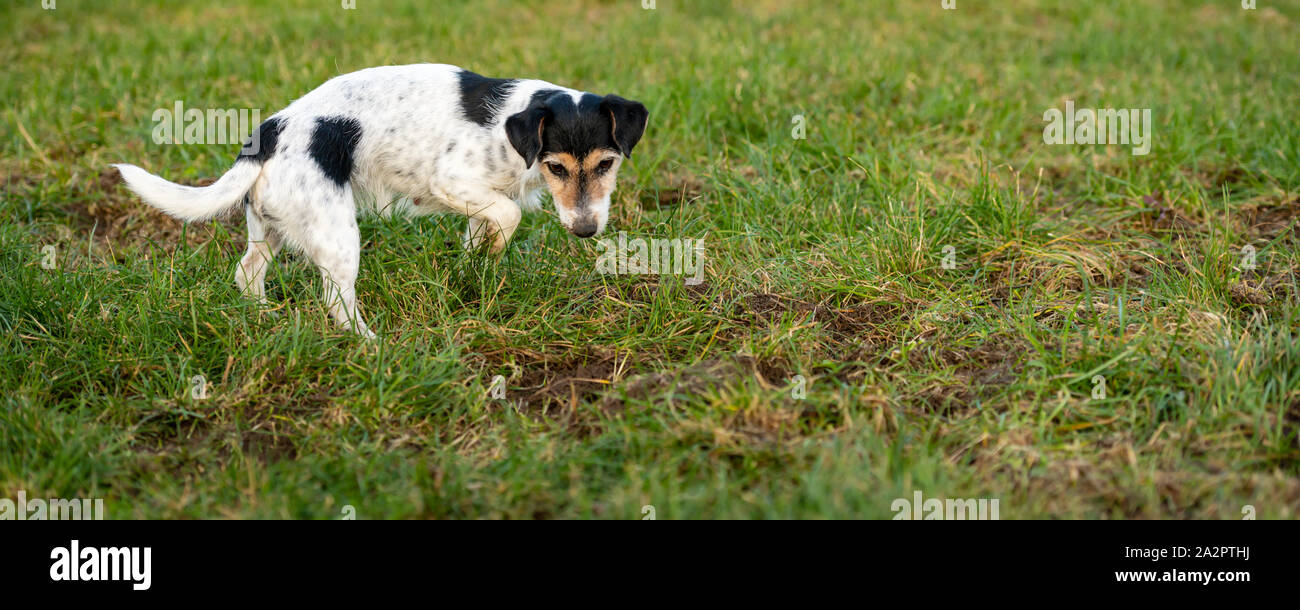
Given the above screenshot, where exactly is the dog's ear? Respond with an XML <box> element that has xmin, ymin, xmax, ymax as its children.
<box><xmin>601</xmin><ymin>95</ymin><xmax>649</xmax><ymax>158</ymax></box>
<box><xmin>505</xmin><ymin>101</ymin><xmax>551</xmax><ymax>169</ymax></box>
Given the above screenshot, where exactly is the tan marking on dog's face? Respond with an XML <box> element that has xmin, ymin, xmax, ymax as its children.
<box><xmin>539</xmin><ymin>150</ymin><xmax>622</xmax><ymax>211</ymax></box>
<box><xmin>539</xmin><ymin>149</ymin><xmax>623</xmax><ymax>236</ymax></box>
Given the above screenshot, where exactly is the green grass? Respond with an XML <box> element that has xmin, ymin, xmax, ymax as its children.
<box><xmin>2</xmin><ymin>0</ymin><xmax>1299</xmax><ymax>519</ymax></box>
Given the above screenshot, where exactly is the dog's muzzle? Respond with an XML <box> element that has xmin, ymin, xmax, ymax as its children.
<box><xmin>569</xmin><ymin>221</ymin><xmax>599</xmax><ymax>238</ymax></box>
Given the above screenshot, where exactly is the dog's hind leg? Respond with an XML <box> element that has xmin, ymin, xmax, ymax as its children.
<box><xmin>290</xmin><ymin>186</ymin><xmax>374</xmax><ymax>339</ymax></box>
<box><xmin>235</xmin><ymin>203</ymin><xmax>282</xmax><ymax>304</ymax></box>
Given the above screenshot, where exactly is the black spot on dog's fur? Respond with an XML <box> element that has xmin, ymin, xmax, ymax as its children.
<box><xmin>309</xmin><ymin>116</ymin><xmax>363</xmax><ymax>187</ymax></box>
<box><xmin>457</xmin><ymin>69</ymin><xmax>517</xmax><ymax>127</ymax></box>
<box><xmin>238</xmin><ymin>116</ymin><xmax>284</xmax><ymax>164</ymax></box>
<box><xmin>446</xmin><ymin>142</ymin><xmax>456</xmax><ymax>154</ymax></box>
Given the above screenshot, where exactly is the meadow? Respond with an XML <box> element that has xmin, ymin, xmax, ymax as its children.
<box><xmin>2</xmin><ymin>0</ymin><xmax>1298</xmax><ymax>518</ymax></box>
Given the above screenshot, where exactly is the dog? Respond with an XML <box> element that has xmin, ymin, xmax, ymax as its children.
<box><xmin>114</xmin><ymin>63</ymin><xmax>649</xmax><ymax>339</ymax></box>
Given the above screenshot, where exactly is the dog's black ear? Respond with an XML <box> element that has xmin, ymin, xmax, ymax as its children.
<box><xmin>505</xmin><ymin>102</ymin><xmax>550</xmax><ymax>169</ymax></box>
<box><xmin>601</xmin><ymin>95</ymin><xmax>648</xmax><ymax>158</ymax></box>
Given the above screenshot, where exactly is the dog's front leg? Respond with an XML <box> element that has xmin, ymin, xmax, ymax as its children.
<box><xmin>442</xmin><ymin>185</ymin><xmax>522</xmax><ymax>254</ymax></box>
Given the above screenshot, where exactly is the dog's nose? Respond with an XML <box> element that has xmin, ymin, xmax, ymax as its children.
<box><xmin>571</xmin><ymin>223</ymin><xmax>598</xmax><ymax>238</ymax></box>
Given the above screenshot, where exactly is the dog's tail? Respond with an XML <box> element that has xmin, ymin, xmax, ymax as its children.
<box><xmin>112</xmin><ymin>159</ymin><xmax>262</xmax><ymax>222</ymax></box>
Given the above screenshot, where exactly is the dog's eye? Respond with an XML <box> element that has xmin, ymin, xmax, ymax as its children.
<box><xmin>545</xmin><ymin>162</ymin><xmax>568</xmax><ymax>177</ymax></box>
<box><xmin>596</xmin><ymin>159</ymin><xmax>615</xmax><ymax>173</ymax></box>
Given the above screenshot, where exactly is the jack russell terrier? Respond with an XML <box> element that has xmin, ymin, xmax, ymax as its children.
<box><xmin>115</xmin><ymin>63</ymin><xmax>649</xmax><ymax>339</ymax></box>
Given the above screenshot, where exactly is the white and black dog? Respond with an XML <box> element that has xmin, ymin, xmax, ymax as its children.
<box><xmin>115</xmin><ymin>63</ymin><xmax>649</xmax><ymax>339</ymax></box>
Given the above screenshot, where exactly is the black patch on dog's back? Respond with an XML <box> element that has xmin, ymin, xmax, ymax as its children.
<box><xmin>309</xmin><ymin>116</ymin><xmax>363</xmax><ymax>187</ymax></box>
<box><xmin>238</xmin><ymin>116</ymin><xmax>284</xmax><ymax>164</ymax></box>
<box><xmin>457</xmin><ymin>69</ymin><xmax>517</xmax><ymax>127</ymax></box>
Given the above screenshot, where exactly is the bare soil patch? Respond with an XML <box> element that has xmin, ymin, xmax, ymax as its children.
<box><xmin>738</xmin><ymin>292</ymin><xmax>916</xmax><ymax>341</ymax></box>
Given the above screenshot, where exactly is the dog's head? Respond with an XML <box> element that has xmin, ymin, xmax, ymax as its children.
<box><xmin>505</xmin><ymin>91</ymin><xmax>648</xmax><ymax>238</ymax></box>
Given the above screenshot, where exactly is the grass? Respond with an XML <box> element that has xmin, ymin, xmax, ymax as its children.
<box><xmin>2</xmin><ymin>0</ymin><xmax>1299</xmax><ymax>519</ymax></box>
